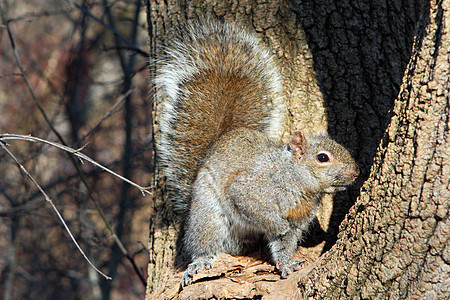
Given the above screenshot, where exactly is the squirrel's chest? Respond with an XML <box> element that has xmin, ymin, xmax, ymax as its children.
<box><xmin>285</xmin><ymin>193</ymin><xmax>321</xmax><ymax>224</ymax></box>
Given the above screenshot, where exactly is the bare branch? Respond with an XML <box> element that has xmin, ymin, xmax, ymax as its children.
<box><xmin>80</xmin><ymin>89</ymin><xmax>133</xmax><ymax>142</ymax></box>
<box><xmin>0</xmin><ymin>72</ymin><xmax>23</xmax><ymax>78</ymax></box>
<box><xmin>3</xmin><ymin>220</ymin><xmax>17</xmax><ymax>300</ymax></box>
<box><xmin>65</xmin><ymin>0</ymin><xmax>149</xmax><ymax>58</ymax></box>
<box><xmin>0</xmin><ymin>142</ymin><xmax>112</xmax><ymax>280</ymax></box>
<box><xmin>1</xmin><ymin>133</ymin><xmax>151</xmax><ymax>286</ymax></box>
<box><xmin>1</xmin><ymin>12</ymin><xmax>67</xmax><ymax>145</ymax></box>
<box><xmin>1</xmin><ymin>1</ymin><xmax>150</xmax><ymax>291</ymax></box>
<box><xmin>0</xmin><ymin>198</ymin><xmax>43</xmax><ymax>217</ymax></box>
<box><xmin>0</xmin><ymin>134</ymin><xmax>153</xmax><ymax>195</ymax></box>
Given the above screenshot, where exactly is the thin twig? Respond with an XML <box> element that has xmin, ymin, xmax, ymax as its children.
<box><xmin>0</xmin><ymin>134</ymin><xmax>153</xmax><ymax>275</ymax></box>
<box><xmin>2</xmin><ymin>15</ymin><xmax>67</xmax><ymax>145</ymax></box>
<box><xmin>0</xmin><ymin>134</ymin><xmax>152</xmax><ymax>196</ymax></box>
<box><xmin>65</xmin><ymin>0</ymin><xmax>149</xmax><ymax>58</ymax></box>
<box><xmin>3</xmin><ymin>219</ymin><xmax>17</xmax><ymax>300</ymax></box>
<box><xmin>80</xmin><ymin>89</ymin><xmax>133</xmax><ymax>142</ymax></box>
<box><xmin>0</xmin><ymin>142</ymin><xmax>112</xmax><ymax>280</ymax></box>
<box><xmin>0</xmin><ymin>198</ymin><xmax>43</xmax><ymax>217</ymax></box>
<box><xmin>1</xmin><ymin>5</ymin><xmax>149</xmax><ymax>284</ymax></box>
<box><xmin>0</xmin><ymin>72</ymin><xmax>23</xmax><ymax>78</ymax></box>
<box><xmin>99</xmin><ymin>0</ymin><xmax>148</xmax><ymax>289</ymax></box>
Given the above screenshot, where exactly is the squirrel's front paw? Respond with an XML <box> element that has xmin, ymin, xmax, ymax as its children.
<box><xmin>181</xmin><ymin>258</ymin><xmax>214</xmax><ymax>287</ymax></box>
<box><xmin>277</xmin><ymin>259</ymin><xmax>305</xmax><ymax>278</ymax></box>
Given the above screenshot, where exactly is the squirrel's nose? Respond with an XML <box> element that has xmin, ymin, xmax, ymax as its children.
<box><xmin>353</xmin><ymin>166</ymin><xmax>360</xmax><ymax>179</ymax></box>
<box><xmin>343</xmin><ymin>165</ymin><xmax>360</xmax><ymax>181</ymax></box>
<box><xmin>352</xmin><ymin>166</ymin><xmax>360</xmax><ymax>179</ymax></box>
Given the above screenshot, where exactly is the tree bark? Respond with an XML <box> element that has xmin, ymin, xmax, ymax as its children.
<box><xmin>300</xmin><ymin>0</ymin><xmax>449</xmax><ymax>297</ymax></box>
<box><xmin>145</xmin><ymin>0</ymin><xmax>449</xmax><ymax>298</ymax></box>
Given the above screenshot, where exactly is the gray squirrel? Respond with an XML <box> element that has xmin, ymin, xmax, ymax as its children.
<box><xmin>154</xmin><ymin>19</ymin><xmax>360</xmax><ymax>287</ymax></box>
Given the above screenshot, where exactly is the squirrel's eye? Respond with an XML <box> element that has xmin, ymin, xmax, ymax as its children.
<box><xmin>317</xmin><ymin>153</ymin><xmax>330</xmax><ymax>163</ymax></box>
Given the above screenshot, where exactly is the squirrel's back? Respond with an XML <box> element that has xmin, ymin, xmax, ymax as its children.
<box><xmin>155</xmin><ymin>20</ymin><xmax>285</xmax><ymax>212</ymax></box>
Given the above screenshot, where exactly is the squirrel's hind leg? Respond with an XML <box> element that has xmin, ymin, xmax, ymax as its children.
<box><xmin>181</xmin><ymin>169</ymin><xmax>234</xmax><ymax>286</ymax></box>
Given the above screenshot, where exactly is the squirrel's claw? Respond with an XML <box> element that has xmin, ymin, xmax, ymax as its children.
<box><xmin>278</xmin><ymin>259</ymin><xmax>306</xmax><ymax>278</ymax></box>
<box><xmin>181</xmin><ymin>273</ymin><xmax>193</xmax><ymax>287</ymax></box>
<box><xmin>180</xmin><ymin>258</ymin><xmax>214</xmax><ymax>287</ymax></box>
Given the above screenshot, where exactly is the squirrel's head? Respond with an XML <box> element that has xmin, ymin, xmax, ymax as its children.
<box><xmin>289</xmin><ymin>130</ymin><xmax>360</xmax><ymax>193</ymax></box>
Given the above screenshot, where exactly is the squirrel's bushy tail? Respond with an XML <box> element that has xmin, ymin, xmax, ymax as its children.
<box><xmin>154</xmin><ymin>19</ymin><xmax>285</xmax><ymax>212</ymax></box>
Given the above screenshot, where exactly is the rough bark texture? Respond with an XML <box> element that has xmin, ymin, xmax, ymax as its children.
<box><xmin>300</xmin><ymin>0</ymin><xmax>449</xmax><ymax>298</ymax></box>
<box><xmin>145</xmin><ymin>0</ymin><xmax>448</xmax><ymax>299</ymax></box>
<box><xmin>292</xmin><ymin>0</ymin><xmax>428</xmax><ymax>252</ymax></box>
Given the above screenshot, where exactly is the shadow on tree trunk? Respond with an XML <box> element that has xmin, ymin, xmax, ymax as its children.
<box><xmin>291</xmin><ymin>0</ymin><xmax>431</xmax><ymax>253</ymax></box>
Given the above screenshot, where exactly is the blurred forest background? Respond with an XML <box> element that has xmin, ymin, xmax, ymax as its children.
<box><xmin>0</xmin><ymin>0</ymin><xmax>152</xmax><ymax>299</ymax></box>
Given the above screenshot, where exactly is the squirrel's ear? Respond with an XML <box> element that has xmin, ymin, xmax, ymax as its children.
<box><xmin>316</xmin><ymin>130</ymin><xmax>328</xmax><ymax>138</ymax></box>
<box><xmin>290</xmin><ymin>131</ymin><xmax>308</xmax><ymax>160</ymax></box>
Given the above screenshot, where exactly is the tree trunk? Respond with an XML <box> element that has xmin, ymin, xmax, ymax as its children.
<box><xmin>300</xmin><ymin>0</ymin><xmax>450</xmax><ymax>297</ymax></box>
<box><xmin>145</xmin><ymin>0</ymin><xmax>449</xmax><ymax>298</ymax></box>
